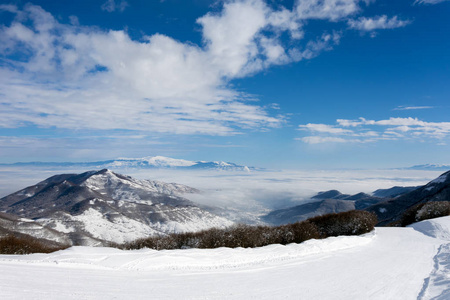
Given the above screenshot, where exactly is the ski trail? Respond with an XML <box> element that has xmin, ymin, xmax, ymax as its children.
<box><xmin>417</xmin><ymin>243</ymin><xmax>450</xmax><ymax>300</ymax></box>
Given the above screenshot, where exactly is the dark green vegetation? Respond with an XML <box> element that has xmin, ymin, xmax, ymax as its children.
<box><xmin>121</xmin><ymin>210</ymin><xmax>377</xmax><ymax>251</ymax></box>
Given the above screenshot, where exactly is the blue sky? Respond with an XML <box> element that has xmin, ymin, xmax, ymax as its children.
<box><xmin>0</xmin><ymin>0</ymin><xmax>449</xmax><ymax>169</ymax></box>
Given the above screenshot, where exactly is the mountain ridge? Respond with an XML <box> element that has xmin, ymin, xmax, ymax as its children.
<box><xmin>0</xmin><ymin>169</ymin><xmax>232</xmax><ymax>246</ymax></box>
<box><xmin>366</xmin><ymin>170</ymin><xmax>450</xmax><ymax>225</ymax></box>
<box><xmin>0</xmin><ymin>156</ymin><xmax>254</xmax><ymax>172</ymax></box>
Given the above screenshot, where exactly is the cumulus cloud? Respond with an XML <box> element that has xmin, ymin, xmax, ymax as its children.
<box><xmin>101</xmin><ymin>0</ymin><xmax>129</xmax><ymax>13</ymax></box>
<box><xmin>0</xmin><ymin>1</ymin><xmax>357</xmax><ymax>136</ymax></box>
<box><xmin>298</xmin><ymin>117</ymin><xmax>450</xmax><ymax>143</ymax></box>
<box><xmin>348</xmin><ymin>15</ymin><xmax>411</xmax><ymax>31</ymax></box>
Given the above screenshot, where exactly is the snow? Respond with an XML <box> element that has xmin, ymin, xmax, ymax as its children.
<box><xmin>109</xmin><ymin>156</ymin><xmax>197</xmax><ymax>168</ymax></box>
<box><xmin>81</xmin><ymin>169</ymin><xmax>197</xmax><ymax>198</ymax></box>
<box><xmin>1</xmin><ymin>217</ymin><xmax>450</xmax><ymax>299</ymax></box>
<box><xmin>59</xmin><ymin>208</ymin><xmax>160</xmax><ymax>244</ymax></box>
<box><xmin>36</xmin><ymin>205</ymin><xmax>233</xmax><ymax>244</ymax></box>
<box><xmin>424</xmin><ymin>173</ymin><xmax>448</xmax><ymax>191</ymax></box>
<box><xmin>429</xmin><ymin>173</ymin><xmax>449</xmax><ymax>185</ymax></box>
<box><xmin>40</xmin><ymin>219</ymin><xmax>75</xmax><ymax>234</ymax></box>
<box><xmin>19</xmin><ymin>217</ymin><xmax>34</xmax><ymax>222</ymax></box>
<box><xmin>409</xmin><ymin>216</ymin><xmax>450</xmax><ymax>241</ymax></box>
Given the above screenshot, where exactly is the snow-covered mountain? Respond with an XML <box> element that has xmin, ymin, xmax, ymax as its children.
<box><xmin>0</xmin><ymin>169</ymin><xmax>233</xmax><ymax>245</ymax></box>
<box><xmin>0</xmin><ymin>212</ymin><xmax>71</xmax><ymax>245</ymax></box>
<box><xmin>366</xmin><ymin>170</ymin><xmax>450</xmax><ymax>225</ymax></box>
<box><xmin>262</xmin><ymin>169</ymin><xmax>450</xmax><ymax>226</ymax></box>
<box><xmin>372</xmin><ymin>185</ymin><xmax>421</xmax><ymax>198</ymax></box>
<box><xmin>263</xmin><ymin>199</ymin><xmax>355</xmax><ymax>225</ymax></box>
<box><xmin>3</xmin><ymin>156</ymin><xmax>254</xmax><ymax>172</ymax></box>
<box><xmin>263</xmin><ymin>190</ymin><xmax>385</xmax><ymax>225</ymax></box>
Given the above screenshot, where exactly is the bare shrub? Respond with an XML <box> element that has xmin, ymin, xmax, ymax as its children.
<box><xmin>288</xmin><ymin>221</ymin><xmax>321</xmax><ymax>243</ymax></box>
<box><xmin>197</xmin><ymin>227</ymin><xmax>227</xmax><ymax>249</ymax></box>
<box><xmin>120</xmin><ymin>211</ymin><xmax>375</xmax><ymax>251</ymax></box>
<box><xmin>0</xmin><ymin>235</ymin><xmax>68</xmax><ymax>254</ymax></box>
<box><xmin>309</xmin><ymin>210</ymin><xmax>377</xmax><ymax>238</ymax></box>
<box><xmin>400</xmin><ymin>201</ymin><xmax>450</xmax><ymax>227</ymax></box>
<box><xmin>122</xmin><ymin>221</ymin><xmax>321</xmax><ymax>250</ymax></box>
<box><xmin>417</xmin><ymin>201</ymin><xmax>450</xmax><ymax>221</ymax></box>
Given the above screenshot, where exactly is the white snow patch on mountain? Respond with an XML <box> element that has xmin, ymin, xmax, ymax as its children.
<box><xmin>429</xmin><ymin>172</ymin><xmax>449</xmax><ymax>185</ymax></box>
<box><xmin>111</xmin><ymin>156</ymin><xmax>197</xmax><ymax>168</ymax></box>
<box><xmin>81</xmin><ymin>169</ymin><xmax>198</xmax><ymax>198</ymax></box>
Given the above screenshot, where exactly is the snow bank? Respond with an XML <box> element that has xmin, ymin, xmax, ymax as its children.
<box><xmin>0</xmin><ymin>218</ymin><xmax>449</xmax><ymax>299</ymax></box>
<box><xmin>409</xmin><ymin>215</ymin><xmax>450</xmax><ymax>241</ymax></box>
<box><xmin>0</xmin><ymin>232</ymin><xmax>375</xmax><ymax>271</ymax></box>
<box><xmin>409</xmin><ymin>217</ymin><xmax>450</xmax><ymax>299</ymax></box>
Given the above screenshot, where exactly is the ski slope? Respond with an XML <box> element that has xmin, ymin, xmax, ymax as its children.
<box><xmin>1</xmin><ymin>217</ymin><xmax>449</xmax><ymax>299</ymax></box>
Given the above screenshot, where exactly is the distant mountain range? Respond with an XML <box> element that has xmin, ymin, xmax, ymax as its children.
<box><xmin>0</xmin><ymin>156</ymin><xmax>253</xmax><ymax>172</ymax></box>
<box><xmin>0</xmin><ymin>169</ymin><xmax>232</xmax><ymax>246</ymax></box>
<box><xmin>366</xmin><ymin>170</ymin><xmax>450</xmax><ymax>225</ymax></box>
<box><xmin>1</xmin><ymin>168</ymin><xmax>449</xmax><ymax>246</ymax></box>
<box><xmin>263</xmin><ymin>171</ymin><xmax>450</xmax><ymax>226</ymax></box>
<box><xmin>2</xmin><ymin>157</ymin><xmax>448</xmax><ymax>173</ymax></box>
<box><xmin>263</xmin><ymin>190</ymin><xmax>386</xmax><ymax>225</ymax></box>
<box><xmin>405</xmin><ymin>164</ymin><xmax>450</xmax><ymax>171</ymax></box>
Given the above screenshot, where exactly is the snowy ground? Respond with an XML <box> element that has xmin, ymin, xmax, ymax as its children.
<box><xmin>1</xmin><ymin>217</ymin><xmax>450</xmax><ymax>299</ymax></box>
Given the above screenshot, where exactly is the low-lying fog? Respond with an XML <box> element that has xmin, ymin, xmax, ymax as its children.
<box><xmin>0</xmin><ymin>167</ymin><xmax>442</xmax><ymax>218</ymax></box>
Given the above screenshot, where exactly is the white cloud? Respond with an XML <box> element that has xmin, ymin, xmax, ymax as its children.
<box><xmin>298</xmin><ymin>117</ymin><xmax>450</xmax><ymax>143</ymax></box>
<box><xmin>414</xmin><ymin>0</ymin><xmax>449</xmax><ymax>4</ymax></box>
<box><xmin>197</xmin><ymin>0</ymin><xmax>268</xmax><ymax>77</ymax></box>
<box><xmin>295</xmin><ymin>0</ymin><xmax>362</xmax><ymax>21</ymax></box>
<box><xmin>0</xmin><ymin>4</ymin><xmax>18</xmax><ymax>13</ymax></box>
<box><xmin>337</xmin><ymin>118</ymin><xmax>367</xmax><ymax>127</ymax></box>
<box><xmin>348</xmin><ymin>15</ymin><xmax>411</xmax><ymax>31</ymax></box>
<box><xmin>290</xmin><ymin>31</ymin><xmax>342</xmax><ymax>61</ymax></box>
<box><xmin>299</xmin><ymin>136</ymin><xmax>349</xmax><ymax>144</ymax></box>
<box><xmin>298</xmin><ymin>123</ymin><xmax>352</xmax><ymax>134</ymax></box>
<box><xmin>393</xmin><ymin>105</ymin><xmax>434</xmax><ymax>110</ymax></box>
<box><xmin>0</xmin><ymin>167</ymin><xmax>441</xmax><ymax>217</ymax></box>
<box><xmin>0</xmin><ymin>1</ymin><xmax>356</xmax><ymax>136</ymax></box>
<box><xmin>101</xmin><ymin>0</ymin><xmax>129</xmax><ymax>13</ymax></box>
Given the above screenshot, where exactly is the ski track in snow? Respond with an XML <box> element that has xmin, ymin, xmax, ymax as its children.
<box><xmin>0</xmin><ymin>217</ymin><xmax>450</xmax><ymax>299</ymax></box>
<box><xmin>410</xmin><ymin>217</ymin><xmax>450</xmax><ymax>300</ymax></box>
<box><xmin>418</xmin><ymin>243</ymin><xmax>450</xmax><ymax>300</ymax></box>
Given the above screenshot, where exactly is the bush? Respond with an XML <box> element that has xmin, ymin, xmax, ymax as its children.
<box><xmin>0</xmin><ymin>235</ymin><xmax>68</xmax><ymax>255</ymax></box>
<box><xmin>121</xmin><ymin>218</ymin><xmax>344</xmax><ymax>251</ymax></box>
<box><xmin>308</xmin><ymin>210</ymin><xmax>378</xmax><ymax>238</ymax></box>
<box><xmin>121</xmin><ymin>211</ymin><xmax>376</xmax><ymax>251</ymax></box>
<box><xmin>400</xmin><ymin>201</ymin><xmax>450</xmax><ymax>227</ymax></box>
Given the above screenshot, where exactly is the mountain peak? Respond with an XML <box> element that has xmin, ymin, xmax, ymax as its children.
<box><xmin>0</xmin><ymin>170</ymin><xmax>231</xmax><ymax>245</ymax></box>
<box><xmin>312</xmin><ymin>190</ymin><xmax>348</xmax><ymax>200</ymax></box>
<box><xmin>95</xmin><ymin>168</ymin><xmax>112</xmax><ymax>174</ymax></box>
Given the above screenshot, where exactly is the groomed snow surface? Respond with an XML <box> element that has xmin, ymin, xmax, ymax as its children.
<box><xmin>1</xmin><ymin>217</ymin><xmax>450</xmax><ymax>299</ymax></box>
